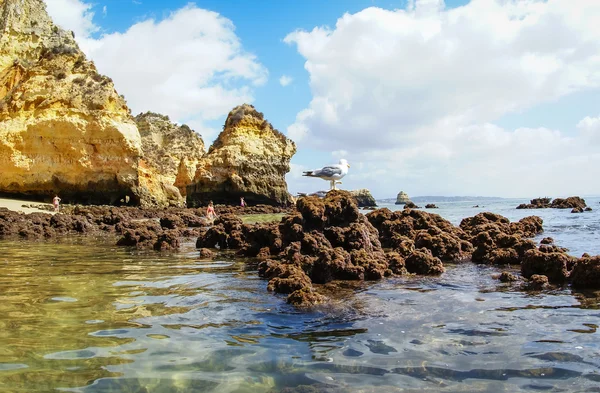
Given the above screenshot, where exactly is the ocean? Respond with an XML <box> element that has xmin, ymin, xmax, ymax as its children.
<box><xmin>376</xmin><ymin>196</ymin><xmax>600</xmax><ymax>257</ymax></box>
<box><xmin>0</xmin><ymin>198</ymin><xmax>599</xmax><ymax>392</ymax></box>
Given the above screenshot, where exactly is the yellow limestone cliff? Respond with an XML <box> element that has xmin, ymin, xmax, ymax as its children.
<box><xmin>135</xmin><ymin>112</ymin><xmax>206</xmax><ymax>206</ymax></box>
<box><xmin>187</xmin><ymin>104</ymin><xmax>296</xmax><ymax>206</ymax></box>
<box><xmin>0</xmin><ymin>0</ymin><xmax>142</xmax><ymax>204</ymax></box>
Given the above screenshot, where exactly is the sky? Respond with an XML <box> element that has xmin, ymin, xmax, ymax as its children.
<box><xmin>44</xmin><ymin>0</ymin><xmax>600</xmax><ymax>199</ymax></box>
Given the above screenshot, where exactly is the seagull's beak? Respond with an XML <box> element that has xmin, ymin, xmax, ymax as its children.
<box><xmin>347</xmin><ymin>163</ymin><xmax>351</xmax><ymax>168</ymax></box>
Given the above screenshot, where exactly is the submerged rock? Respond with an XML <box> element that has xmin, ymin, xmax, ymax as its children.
<box><xmin>187</xmin><ymin>104</ymin><xmax>296</xmax><ymax>207</ymax></box>
<box><xmin>425</xmin><ymin>204</ymin><xmax>438</xmax><ymax>209</ymax></box>
<box><xmin>350</xmin><ymin>189</ymin><xmax>377</xmax><ymax>207</ymax></box>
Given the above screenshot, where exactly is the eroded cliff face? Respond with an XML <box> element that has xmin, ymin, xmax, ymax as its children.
<box><xmin>187</xmin><ymin>104</ymin><xmax>296</xmax><ymax>206</ymax></box>
<box><xmin>135</xmin><ymin>112</ymin><xmax>205</xmax><ymax>206</ymax></box>
<box><xmin>0</xmin><ymin>0</ymin><xmax>142</xmax><ymax>204</ymax></box>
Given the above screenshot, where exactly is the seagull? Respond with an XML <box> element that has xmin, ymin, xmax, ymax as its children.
<box><xmin>302</xmin><ymin>159</ymin><xmax>350</xmax><ymax>190</ymax></box>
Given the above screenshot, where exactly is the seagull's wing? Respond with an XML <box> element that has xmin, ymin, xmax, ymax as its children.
<box><xmin>312</xmin><ymin>165</ymin><xmax>342</xmax><ymax>178</ymax></box>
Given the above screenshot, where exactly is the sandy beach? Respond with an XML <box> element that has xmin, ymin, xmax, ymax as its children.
<box><xmin>0</xmin><ymin>197</ymin><xmax>55</xmax><ymax>214</ymax></box>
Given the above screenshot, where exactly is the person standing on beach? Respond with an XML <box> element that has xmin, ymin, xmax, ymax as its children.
<box><xmin>52</xmin><ymin>195</ymin><xmax>61</xmax><ymax>212</ymax></box>
<box><xmin>240</xmin><ymin>197</ymin><xmax>246</xmax><ymax>207</ymax></box>
<box><xmin>206</xmin><ymin>201</ymin><xmax>217</xmax><ymax>222</ymax></box>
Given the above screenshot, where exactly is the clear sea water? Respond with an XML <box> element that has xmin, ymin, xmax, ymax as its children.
<box><xmin>1</xmin><ymin>198</ymin><xmax>599</xmax><ymax>392</ymax></box>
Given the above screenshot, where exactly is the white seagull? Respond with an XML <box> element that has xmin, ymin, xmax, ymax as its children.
<box><xmin>302</xmin><ymin>159</ymin><xmax>350</xmax><ymax>190</ymax></box>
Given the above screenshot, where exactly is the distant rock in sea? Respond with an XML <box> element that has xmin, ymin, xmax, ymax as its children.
<box><xmin>0</xmin><ymin>0</ymin><xmax>142</xmax><ymax>204</ymax></box>
<box><xmin>395</xmin><ymin>191</ymin><xmax>410</xmax><ymax>205</ymax></box>
<box><xmin>425</xmin><ymin>203</ymin><xmax>438</xmax><ymax>209</ymax></box>
<box><xmin>516</xmin><ymin>196</ymin><xmax>588</xmax><ymax>212</ymax></box>
<box><xmin>350</xmin><ymin>189</ymin><xmax>377</xmax><ymax>207</ymax></box>
<box><xmin>186</xmin><ymin>104</ymin><xmax>296</xmax><ymax>206</ymax></box>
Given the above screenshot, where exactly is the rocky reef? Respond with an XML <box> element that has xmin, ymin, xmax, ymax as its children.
<box><xmin>192</xmin><ymin>191</ymin><xmax>600</xmax><ymax>306</ymax></box>
<box><xmin>0</xmin><ymin>0</ymin><xmax>142</xmax><ymax>204</ymax></box>
<box><xmin>350</xmin><ymin>189</ymin><xmax>377</xmax><ymax>207</ymax></box>
<box><xmin>395</xmin><ymin>191</ymin><xmax>410</xmax><ymax>205</ymax></box>
<box><xmin>2</xmin><ymin>191</ymin><xmax>600</xmax><ymax>305</ymax></box>
<box><xmin>187</xmin><ymin>104</ymin><xmax>296</xmax><ymax>207</ymax></box>
<box><xmin>516</xmin><ymin>196</ymin><xmax>589</xmax><ymax>212</ymax></box>
<box><xmin>196</xmin><ymin>191</ymin><xmax>390</xmax><ymax>306</ymax></box>
<box><xmin>135</xmin><ymin>112</ymin><xmax>205</xmax><ymax>207</ymax></box>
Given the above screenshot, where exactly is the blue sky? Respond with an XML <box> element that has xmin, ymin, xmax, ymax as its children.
<box><xmin>47</xmin><ymin>0</ymin><xmax>600</xmax><ymax>198</ymax></box>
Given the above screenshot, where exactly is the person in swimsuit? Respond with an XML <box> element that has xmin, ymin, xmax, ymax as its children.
<box><xmin>206</xmin><ymin>201</ymin><xmax>217</xmax><ymax>222</ymax></box>
<box><xmin>240</xmin><ymin>197</ymin><xmax>246</xmax><ymax>207</ymax></box>
<box><xmin>52</xmin><ymin>195</ymin><xmax>61</xmax><ymax>212</ymax></box>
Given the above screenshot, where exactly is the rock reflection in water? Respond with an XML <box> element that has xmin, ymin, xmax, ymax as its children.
<box><xmin>0</xmin><ymin>238</ymin><xmax>599</xmax><ymax>392</ymax></box>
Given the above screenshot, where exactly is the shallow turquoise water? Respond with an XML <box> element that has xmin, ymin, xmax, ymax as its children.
<box><xmin>1</xmin><ymin>200</ymin><xmax>600</xmax><ymax>392</ymax></box>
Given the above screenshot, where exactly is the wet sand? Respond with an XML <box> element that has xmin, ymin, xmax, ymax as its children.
<box><xmin>0</xmin><ymin>197</ymin><xmax>55</xmax><ymax>214</ymax></box>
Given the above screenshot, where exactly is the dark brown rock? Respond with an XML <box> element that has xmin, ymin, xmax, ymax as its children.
<box><xmin>528</xmin><ymin>274</ymin><xmax>549</xmax><ymax>289</ymax></box>
<box><xmin>404</xmin><ymin>248</ymin><xmax>445</xmax><ymax>275</ymax></box>
<box><xmin>199</xmin><ymin>248</ymin><xmax>214</xmax><ymax>259</ymax></box>
<box><xmin>551</xmin><ymin>196</ymin><xmax>586</xmax><ymax>209</ymax></box>
<box><xmin>499</xmin><ymin>271</ymin><xmax>519</xmax><ymax>282</ymax></box>
<box><xmin>570</xmin><ymin>256</ymin><xmax>600</xmax><ymax>288</ymax></box>
<box><xmin>521</xmin><ymin>249</ymin><xmax>574</xmax><ymax>284</ymax></box>
<box><xmin>287</xmin><ymin>288</ymin><xmax>327</xmax><ymax>306</ymax></box>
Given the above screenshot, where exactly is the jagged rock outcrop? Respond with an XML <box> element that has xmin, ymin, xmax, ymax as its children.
<box><xmin>350</xmin><ymin>188</ymin><xmax>377</xmax><ymax>207</ymax></box>
<box><xmin>135</xmin><ymin>112</ymin><xmax>205</xmax><ymax>206</ymax></box>
<box><xmin>395</xmin><ymin>191</ymin><xmax>410</xmax><ymax>205</ymax></box>
<box><xmin>0</xmin><ymin>0</ymin><xmax>143</xmax><ymax>204</ymax></box>
<box><xmin>516</xmin><ymin>196</ymin><xmax>588</xmax><ymax>210</ymax></box>
<box><xmin>187</xmin><ymin>104</ymin><xmax>296</xmax><ymax>206</ymax></box>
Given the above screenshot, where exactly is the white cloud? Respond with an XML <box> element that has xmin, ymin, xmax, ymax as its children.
<box><xmin>102</xmin><ymin>6</ymin><xmax>107</xmax><ymax>17</ymax></box>
<box><xmin>279</xmin><ymin>75</ymin><xmax>293</xmax><ymax>86</ymax></box>
<box><xmin>285</xmin><ymin>0</ymin><xmax>600</xmax><ymax>197</ymax></box>
<box><xmin>45</xmin><ymin>0</ymin><xmax>98</xmax><ymax>39</ymax></box>
<box><xmin>45</xmin><ymin>1</ymin><xmax>267</xmax><ymax>144</ymax></box>
<box><xmin>577</xmin><ymin>115</ymin><xmax>600</xmax><ymax>144</ymax></box>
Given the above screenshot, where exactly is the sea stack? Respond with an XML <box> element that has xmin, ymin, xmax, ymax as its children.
<box><xmin>351</xmin><ymin>189</ymin><xmax>377</xmax><ymax>207</ymax></box>
<box><xmin>0</xmin><ymin>0</ymin><xmax>142</xmax><ymax>204</ymax></box>
<box><xmin>395</xmin><ymin>191</ymin><xmax>410</xmax><ymax>205</ymax></box>
<box><xmin>135</xmin><ymin>112</ymin><xmax>205</xmax><ymax>206</ymax></box>
<box><xmin>186</xmin><ymin>104</ymin><xmax>296</xmax><ymax>206</ymax></box>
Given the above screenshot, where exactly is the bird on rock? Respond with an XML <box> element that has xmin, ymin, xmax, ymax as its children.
<box><xmin>302</xmin><ymin>159</ymin><xmax>350</xmax><ymax>190</ymax></box>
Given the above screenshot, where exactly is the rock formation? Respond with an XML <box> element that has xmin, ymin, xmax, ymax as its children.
<box><xmin>0</xmin><ymin>0</ymin><xmax>142</xmax><ymax>204</ymax></box>
<box><xmin>395</xmin><ymin>191</ymin><xmax>410</xmax><ymax>205</ymax></box>
<box><xmin>350</xmin><ymin>189</ymin><xmax>377</xmax><ymax>207</ymax></box>
<box><xmin>516</xmin><ymin>196</ymin><xmax>588</xmax><ymax>210</ymax></box>
<box><xmin>187</xmin><ymin>104</ymin><xmax>296</xmax><ymax>206</ymax></box>
<box><xmin>196</xmin><ymin>191</ymin><xmax>392</xmax><ymax>306</ymax></box>
<box><xmin>135</xmin><ymin>112</ymin><xmax>205</xmax><ymax>206</ymax></box>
